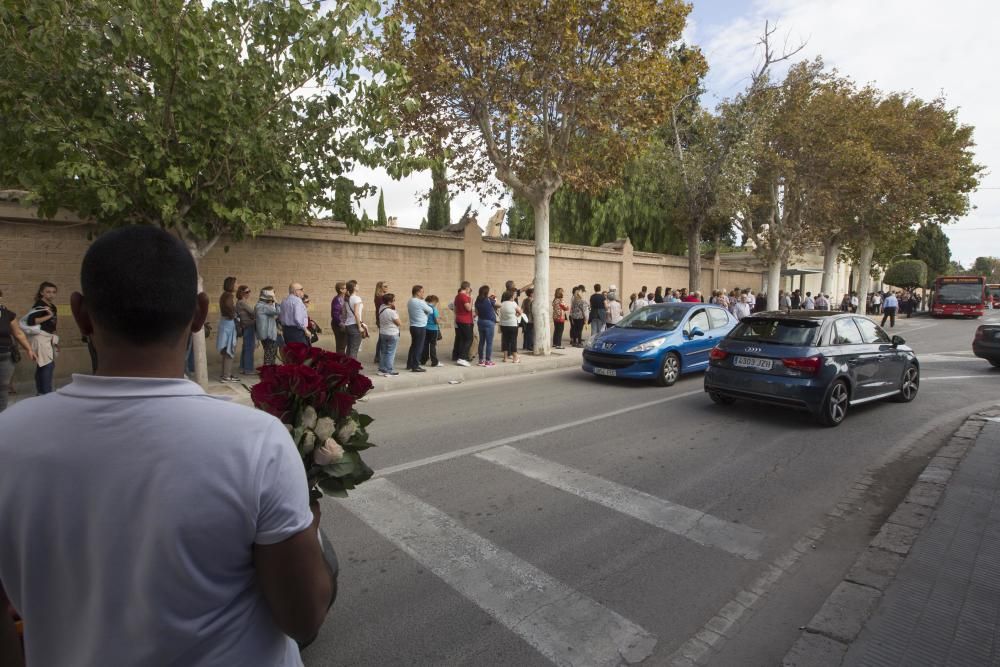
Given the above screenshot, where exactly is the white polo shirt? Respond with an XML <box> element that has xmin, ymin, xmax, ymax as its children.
<box><xmin>0</xmin><ymin>375</ymin><xmax>312</xmax><ymax>666</ymax></box>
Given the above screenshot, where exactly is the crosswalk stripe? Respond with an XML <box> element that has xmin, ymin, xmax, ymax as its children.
<box><xmin>343</xmin><ymin>478</ymin><xmax>657</xmax><ymax>666</ymax></box>
<box><xmin>476</xmin><ymin>446</ymin><xmax>765</xmax><ymax>561</ymax></box>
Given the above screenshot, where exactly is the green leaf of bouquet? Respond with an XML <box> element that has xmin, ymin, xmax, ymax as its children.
<box><xmin>357</xmin><ymin>413</ymin><xmax>374</xmax><ymax>429</ymax></box>
<box><xmin>317</xmin><ymin>476</ymin><xmax>348</xmax><ymax>498</ymax></box>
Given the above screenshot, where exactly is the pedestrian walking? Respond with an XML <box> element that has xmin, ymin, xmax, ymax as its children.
<box><xmin>871</xmin><ymin>291</ymin><xmax>882</xmax><ymax>315</ymax></box>
<box><xmin>552</xmin><ymin>288</ymin><xmax>568</xmax><ymax>349</ymax></box>
<box><xmin>279</xmin><ymin>283</ymin><xmax>309</xmax><ymax>346</ymax></box>
<box><xmin>453</xmin><ymin>281</ymin><xmax>474</xmax><ymax>366</ymax></box>
<box><xmin>569</xmin><ymin>285</ymin><xmax>588</xmax><ymax>347</ymax></box>
<box><xmin>236</xmin><ymin>285</ymin><xmax>257</xmax><ymax>375</ymax></box>
<box><xmin>406</xmin><ymin>285</ymin><xmax>433</xmax><ymax>372</ymax></box>
<box><xmin>330</xmin><ymin>281</ymin><xmax>348</xmax><ymax>355</ymax></box>
<box><xmin>881</xmin><ymin>291</ymin><xmax>899</xmax><ymax>328</ymax></box>
<box><xmin>254</xmin><ymin>287</ymin><xmax>280</xmax><ymax>366</ymax></box>
<box><xmin>498</xmin><ymin>291</ymin><xmax>522</xmax><ymax>363</ymax></box>
<box><xmin>589</xmin><ymin>284</ymin><xmax>607</xmax><ymax>338</ymax></box>
<box><xmin>421</xmin><ymin>295</ymin><xmax>442</xmax><ymax>367</ymax></box>
<box><xmin>475</xmin><ymin>285</ymin><xmax>497</xmax><ymax>366</ymax></box>
<box><xmin>0</xmin><ymin>290</ymin><xmax>36</xmax><ymax>413</ymax></box>
<box><xmin>377</xmin><ymin>293</ymin><xmax>401</xmax><ymax>376</ymax></box>
<box><xmin>217</xmin><ymin>277</ymin><xmax>239</xmax><ymax>383</ymax></box>
<box><xmin>521</xmin><ymin>288</ymin><xmax>535</xmax><ymax>352</ymax></box>
<box><xmin>0</xmin><ymin>225</ymin><xmax>335</xmax><ymax>666</ymax></box>
<box><xmin>23</xmin><ymin>281</ymin><xmax>59</xmax><ymax>394</ymax></box>
<box><xmin>343</xmin><ymin>280</ymin><xmax>366</xmax><ymax>360</ymax></box>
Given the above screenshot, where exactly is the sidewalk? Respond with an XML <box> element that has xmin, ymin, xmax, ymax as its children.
<box><xmin>783</xmin><ymin>406</ymin><xmax>1000</xmax><ymax>666</ymax></box>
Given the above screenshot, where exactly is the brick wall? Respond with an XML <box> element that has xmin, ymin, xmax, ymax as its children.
<box><xmin>0</xmin><ymin>204</ymin><xmax>766</xmax><ymax>384</ymax></box>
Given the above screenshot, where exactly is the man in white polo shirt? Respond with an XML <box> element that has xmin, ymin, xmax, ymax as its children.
<box><xmin>0</xmin><ymin>226</ymin><xmax>334</xmax><ymax>666</ymax></box>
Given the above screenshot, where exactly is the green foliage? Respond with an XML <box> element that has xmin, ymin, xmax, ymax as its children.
<box><xmin>376</xmin><ymin>189</ymin><xmax>388</xmax><ymax>226</ymax></box>
<box><xmin>883</xmin><ymin>259</ymin><xmax>928</xmax><ymax>289</ymax></box>
<box><xmin>972</xmin><ymin>257</ymin><xmax>1000</xmax><ymax>282</ymax></box>
<box><xmin>332</xmin><ymin>177</ymin><xmax>361</xmax><ymax>228</ymax></box>
<box><xmin>425</xmin><ymin>155</ymin><xmax>451</xmax><ymax>230</ymax></box>
<box><xmin>909</xmin><ymin>223</ymin><xmax>952</xmax><ymax>280</ymax></box>
<box><xmin>0</xmin><ymin>0</ymin><xmax>391</xmax><ymax>249</ymax></box>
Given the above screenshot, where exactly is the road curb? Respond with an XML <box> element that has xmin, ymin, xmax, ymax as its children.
<box><xmin>781</xmin><ymin>408</ymin><xmax>999</xmax><ymax>666</ymax></box>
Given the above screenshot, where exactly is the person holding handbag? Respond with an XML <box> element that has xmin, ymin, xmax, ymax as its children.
<box><xmin>376</xmin><ymin>294</ymin><xmax>401</xmax><ymax>376</ymax></box>
<box><xmin>254</xmin><ymin>288</ymin><xmax>280</xmax><ymax>366</ymax></box>
<box><xmin>551</xmin><ymin>288</ymin><xmax>568</xmax><ymax>349</ymax></box>
<box><xmin>24</xmin><ymin>281</ymin><xmax>59</xmax><ymax>394</ymax></box>
<box><xmin>235</xmin><ymin>285</ymin><xmax>257</xmax><ymax>375</ymax></box>
<box><xmin>343</xmin><ymin>280</ymin><xmax>367</xmax><ymax>360</ymax></box>
<box><xmin>420</xmin><ymin>295</ymin><xmax>442</xmax><ymax>367</ymax></box>
<box><xmin>520</xmin><ymin>288</ymin><xmax>535</xmax><ymax>352</ymax></box>
<box><xmin>330</xmin><ymin>282</ymin><xmax>348</xmax><ymax>354</ymax></box>
<box><xmin>498</xmin><ymin>291</ymin><xmax>522</xmax><ymax>364</ymax></box>
<box><xmin>0</xmin><ymin>290</ymin><xmax>36</xmax><ymax>413</ymax></box>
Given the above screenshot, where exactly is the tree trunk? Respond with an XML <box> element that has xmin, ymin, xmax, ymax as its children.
<box><xmin>183</xmin><ymin>238</ymin><xmax>214</xmax><ymax>387</ymax></box>
<box><xmin>531</xmin><ymin>193</ymin><xmax>553</xmax><ymax>355</ymax></box>
<box><xmin>766</xmin><ymin>258</ymin><xmax>782</xmax><ymax>311</ymax></box>
<box><xmin>855</xmin><ymin>240</ymin><xmax>875</xmax><ymax>313</ymax></box>
<box><xmin>687</xmin><ymin>221</ymin><xmax>701</xmax><ymax>293</ymax></box>
<box><xmin>821</xmin><ymin>238</ymin><xmax>839</xmax><ymax>297</ymax></box>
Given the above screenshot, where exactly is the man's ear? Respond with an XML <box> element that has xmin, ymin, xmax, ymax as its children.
<box><xmin>70</xmin><ymin>292</ymin><xmax>94</xmax><ymax>336</ymax></box>
<box><xmin>191</xmin><ymin>292</ymin><xmax>210</xmax><ymax>332</ymax></box>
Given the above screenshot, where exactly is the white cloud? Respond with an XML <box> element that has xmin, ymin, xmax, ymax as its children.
<box><xmin>699</xmin><ymin>0</ymin><xmax>1000</xmax><ymax>266</ymax></box>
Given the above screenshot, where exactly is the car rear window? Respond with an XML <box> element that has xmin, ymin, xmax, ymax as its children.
<box><xmin>730</xmin><ymin>318</ymin><xmax>821</xmax><ymax>346</ymax></box>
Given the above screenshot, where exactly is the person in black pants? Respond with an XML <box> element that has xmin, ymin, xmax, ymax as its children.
<box><xmin>880</xmin><ymin>292</ymin><xmax>899</xmax><ymax>328</ymax></box>
<box><xmin>521</xmin><ymin>288</ymin><xmax>535</xmax><ymax>351</ymax></box>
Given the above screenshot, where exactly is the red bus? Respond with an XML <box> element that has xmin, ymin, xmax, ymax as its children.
<box><xmin>931</xmin><ymin>275</ymin><xmax>986</xmax><ymax>318</ymax></box>
<box><xmin>987</xmin><ymin>283</ymin><xmax>1000</xmax><ymax>309</ymax></box>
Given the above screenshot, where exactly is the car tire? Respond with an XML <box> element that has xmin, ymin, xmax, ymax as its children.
<box><xmin>709</xmin><ymin>391</ymin><xmax>736</xmax><ymax>405</ymax></box>
<box><xmin>892</xmin><ymin>364</ymin><xmax>920</xmax><ymax>402</ymax></box>
<box><xmin>816</xmin><ymin>380</ymin><xmax>850</xmax><ymax>427</ymax></box>
<box><xmin>655</xmin><ymin>352</ymin><xmax>681</xmax><ymax>387</ymax></box>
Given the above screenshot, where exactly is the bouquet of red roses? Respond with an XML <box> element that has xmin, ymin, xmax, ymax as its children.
<box><xmin>251</xmin><ymin>343</ymin><xmax>375</xmax><ymax>497</ymax></box>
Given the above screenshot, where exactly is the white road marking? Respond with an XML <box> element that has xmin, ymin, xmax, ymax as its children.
<box><xmin>376</xmin><ymin>389</ymin><xmax>704</xmax><ymax>477</ymax></box>
<box><xmin>917</xmin><ymin>352</ymin><xmax>978</xmax><ymax>363</ymax></box>
<box><xmin>344</xmin><ymin>478</ymin><xmax>657</xmax><ymax>666</ymax></box>
<box><xmin>923</xmin><ymin>375</ymin><xmax>997</xmax><ymax>381</ymax></box>
<box><xmin>476</xmin><ymin>446</ymin><xmax>765</xmax><ymax>560</ymax></box>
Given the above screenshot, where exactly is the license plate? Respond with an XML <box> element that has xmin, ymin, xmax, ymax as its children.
<box><xmin>594</xmin><ymin>367</ymin><xmax>617</xmax><ymax>377</ymax></box>
<box><xmin>734</xmin><ymin>356</ymin><xmax>773</xmax><ymax>371</ymax></box>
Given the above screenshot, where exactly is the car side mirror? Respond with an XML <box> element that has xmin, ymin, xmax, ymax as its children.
<box><xmin>690</xmin><ymin>327</ymin><xmax>705</xmax><ymax>338</ymax></box>
<box><xmin>891</xmin><ymin>335</ymin><xmax>905</xmax><ymax>347</ymax></box>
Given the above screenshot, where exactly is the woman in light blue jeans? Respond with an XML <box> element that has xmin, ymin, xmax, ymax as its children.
<box><xmin>376</xmin><ymin>293</ymin><xmax>401</xmax><ymax>376</ymax></box>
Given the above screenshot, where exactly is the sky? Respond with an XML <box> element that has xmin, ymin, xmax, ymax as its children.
<box><xmin>349</xmin><ymin>0</ymin><xmax>999</xmax><ymax>267</ymax></box>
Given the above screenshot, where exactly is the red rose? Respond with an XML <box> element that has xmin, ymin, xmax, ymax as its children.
<box><xmin>289</xmin><ymin>365</ymin><xmax>325</xmax><ymax>398</ymax></box>
<box><xmin>330</xmin><ymin>390</ymin><xmax>356</xmax><ymax>418</ymax></box>
<box><xmin>283</xmin><ymin>343</ymin><xmax>311</xmax><ymax>366</ymax></box>
<box><xmin>347</xmin><ymin>373</ymin><xmax>373</xmax><ymax>399</ymax></box>
<box><xmin>251</xmin><ymin>381</ymin><xmax>292</xmax><ymax>419</ymax></box>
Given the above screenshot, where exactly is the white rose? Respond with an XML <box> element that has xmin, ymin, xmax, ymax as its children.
<box><xmin>313</xmin><ymin>438</ymin><xmax>345</xmax><ymax>465</ymax></box>
<box><xmin>297</xmin><ymin>405</ymin><xmax>318</xmax><ymax>430</ymax></box>
<box><xmin>335</xmin><ymin>418</ymin><xmax>358</xmax><ymax>445</ymax></box>
<box><xmin>300</xmin><ymin>430</ymin><xmax>316</xmax><ymax>455</ymax></box>
<box><xmin>313</xmin><ymin>417</ymin><xmax>336</xmax><ymax>443</ymax></box>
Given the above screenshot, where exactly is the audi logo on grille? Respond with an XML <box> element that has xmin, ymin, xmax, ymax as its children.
<box><xmin>745</xmin><ymin>346</ymin><xmax>762</xmax><ymax>353</ymax></box>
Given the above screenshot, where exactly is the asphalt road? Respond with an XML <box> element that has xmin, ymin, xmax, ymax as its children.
<box><xmin>304</xmin><ymin>314</ymin><xmax>999</xmax><ymax>667</ymax></box>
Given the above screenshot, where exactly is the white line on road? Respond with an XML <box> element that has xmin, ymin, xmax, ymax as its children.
<box><xmin>376</xmin><ymin>389</ymin><xmax>704</xmax><ymax>477</ymax></box>
<box><xmin>923</xmin><ymin>375</ymin><xmax>997</xmax><ymax>381</ymax></box>
<box><xmin>476</xmin><ymin>445</ymin><xmax>765</xmax><ymax>560</ymax></box>
<box><xmin>344</xmin><ymin>478</ymin><xmax>657</xmax><ymax>667</ymax></box>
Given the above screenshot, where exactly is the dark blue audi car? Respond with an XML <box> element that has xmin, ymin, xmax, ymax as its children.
<box><xmin>704</xmin><ymin>311</ymin><xmax>919</xmax><ymax>426</ymax></box>
<box><xmin>583</xmin><ymin>303</ymin><xmax>738</xmax><ymax>386</ymax></box>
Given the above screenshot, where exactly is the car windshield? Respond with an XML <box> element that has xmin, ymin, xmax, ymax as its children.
<box><xmin>937</xmin><ymin>282</ymin><xmax>983</xmax><ymax>304</ymax></box>
<box><xmin>730</xmin><ymin>318</ymin><xmax>821</xmax><ymax>346</ymax></box>
<box><xmin>616</xmin><ymin>305</ymin><xmax>686</xmax><ymax>331</ymax></box>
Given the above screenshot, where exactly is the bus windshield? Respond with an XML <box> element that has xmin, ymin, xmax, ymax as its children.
<box><xmin>936</xmin><ymin>282</ymin><xmax>983</xmax><ymax>305</ymax></box>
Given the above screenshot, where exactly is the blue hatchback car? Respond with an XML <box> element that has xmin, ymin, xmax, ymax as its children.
<box><xmin>582</xmin><ymin>303</ymin><xmax>738</xmax><ymax>386</ymax></box>
<box><xmin>704</xmin><ymin>311</ymin><xmax>920</xmax><ymax>426</ymax></box>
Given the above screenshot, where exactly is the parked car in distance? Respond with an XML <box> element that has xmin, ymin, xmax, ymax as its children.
<box><xmin>973</xmin><ymin>323</ymin><xmax>1000</xmax><ymax>368</ymax></box>
<box><xmin>582</xmin><ymin>303</ymin><xmax>738</xmax><ymax>386</ymax></box>
<box><xmin>704</xmin><ymin>311</ymin><xmax>919</xmax><ymax>427</ymax></box>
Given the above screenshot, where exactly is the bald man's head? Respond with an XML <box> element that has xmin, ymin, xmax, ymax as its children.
<box><xmin>289</xmin><ymin>283</ymin><xmax>303</xmax><ymax>295</ymax></box>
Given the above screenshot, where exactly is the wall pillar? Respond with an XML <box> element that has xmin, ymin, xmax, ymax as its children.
<box><xmin>620</xmin><ymin>237</ymin><xmax>634</xmax><ymax>296</ymax></box>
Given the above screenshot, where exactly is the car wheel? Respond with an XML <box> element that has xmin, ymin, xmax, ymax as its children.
<box><xmin>709</xmin><ymin>391</ymin><xmax>736</xmax><ymax>405</ymax></box>
<box><xmin>893</xmin><ymin>365</ymin><xmax>920</xmax><ymax>402</ymax></box>
<box><xmin>655</xmin><ymin>352</ymin><xmax>681</xmax><ymax>387</ymax></box>
<box><xmin>816</xmin><ymin>380</ymin><xmax>850</xmax><ymax>427</ymax></box>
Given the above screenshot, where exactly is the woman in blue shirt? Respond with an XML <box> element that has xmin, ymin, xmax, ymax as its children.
<box><xmin>421</xmin><ymin>295</ymin><xmax>442</xmax><ymax>367</ymax></box>
<box><xmin>474</xmin><ymin>285</ymin><xmax>497</xmax><ymax>366</ymax></box>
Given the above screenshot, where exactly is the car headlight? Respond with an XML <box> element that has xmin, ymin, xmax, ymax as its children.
<box><xmin>627</xmin><ymin>337</ymin><xmax>668</xmax><ymax>353</ymax></box>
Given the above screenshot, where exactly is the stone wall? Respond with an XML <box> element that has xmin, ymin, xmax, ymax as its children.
<box><xmin>0</xmin><ymin>202</ymin><xmax>766</xmax><ymax>384</ymax></box>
